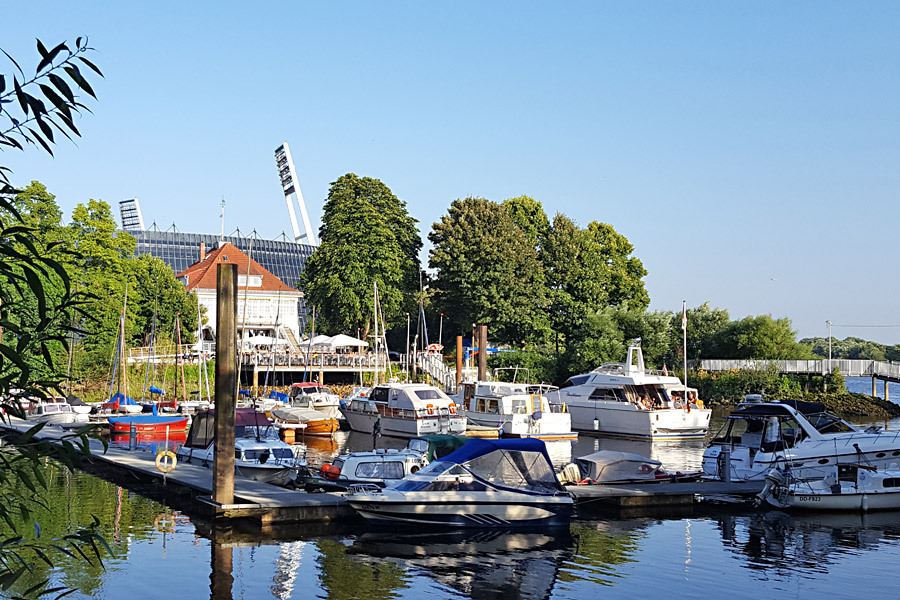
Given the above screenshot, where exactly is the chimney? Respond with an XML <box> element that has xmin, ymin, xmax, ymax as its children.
<box><xmin>199</xmin><ymin>242</ymin><xmax>206</xmax><ymax>261</ymax></box>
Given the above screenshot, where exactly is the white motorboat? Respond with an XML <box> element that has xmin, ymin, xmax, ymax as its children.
<box><xmin>456</xmin><ymin>378</ymin><xmax>575</xmax><ymax>440</ymax></box>
<box><xmin>28</xmin><ymin>397</ymin><xmax>79</xmax><ymax>426</ymax></box>
<box><xmin>340</xmin><ymin>382</ymin><xmax>467</xmax><ymax>438</ymax></box>
<box><xmin>300</xmin><ymin>440</ymin><xmax>432</xmax><ymax>492</ymax></box>
<box><xmin>703</xmin><ymin>398</ymin><xmax>900</xmax><ymax>482</ymax></box>
<box><xmin>345</xmin><ymin>438</ymin><xmax>574</xmax><ymax>528</ymax></box>
<box><xmin>757</xmin><ymin>463</ymin><xmax>900</xmax><ymax>511</ymax></box>
<box><xmin>546</xmin><ymin>343</ymin><xmax>711</xmax><ymax>439</ymax></box>
<box><xmin>177</xmin><ymin>408</ymin><xmax>305</xmax><ymax>487</ymax></box>
<box><xmin>288</xmin><ymin>382</ymin><xmax>341</xmax><ymax>419</ymax></box>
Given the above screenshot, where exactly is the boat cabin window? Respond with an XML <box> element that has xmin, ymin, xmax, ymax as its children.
<box><xmin>712</xmin><ymin>417</ymin><xmax>764</xmax><ymax>448</ymax></box>
<box><xmin>559</xmin><ymin>375</ymin><xmax>590</xmax><ymax>389</ymax></box>
<box><xmin>415</xmin><ymin>390</ymin><xmax>443</xmax><ymax>400</ymax></box>
<box><xmin>475</xmin><ymin>398</ymin><xmax>487</xmax><ymax>412</ymax></box>
<box><xmin>511</xmin><ymin>397</ymin><xmax>531</xmax><ymax>414</ymax></box>
<box><xmin>355</xmin><ymin>461</ymin><xmax>405</xmax><ymax>480</ymax></box>
<box><xmin>486</xmin><ymin>399</ymin><xmax>499</xmax><ymax>414</ymax></box>
<box><xmin>371</xmin><ymin>387</ymin><xmax>389</xmax><ymax>403</ymax></box>
<box><xmin>588</xmin><ymin>388</ymin><xmax>626</xmax><ymax>402</ymax></box>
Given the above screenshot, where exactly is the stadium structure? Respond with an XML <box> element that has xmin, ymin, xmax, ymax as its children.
<box><xmin>121</xmin><ymin>142</ymin><xmax>318</xmax><ymax>329</ymax></box>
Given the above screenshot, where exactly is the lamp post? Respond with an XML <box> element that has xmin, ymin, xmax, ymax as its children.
<box><xmin>826</xmin><ymin>320</ymin><xmax>832</xmax><ymax>369</ymax></box>
<box><xmin>439</xmin><ymin>313</ymin><xmax>444</xmax><ymax>350</ymax></box>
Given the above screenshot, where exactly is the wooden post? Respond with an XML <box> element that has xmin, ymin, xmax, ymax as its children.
<box><xmin>873</xmin><ymin>377</ymin><xmax>878</xmax><ymax>397</ymax></box>
<box><xmin>214</xmin><ymin>263</ymin><xmax>237</xmax><ymax>507</ymax></box>
<box><xmin>886</xmin><ymin>379</ymin><xmax>890</xmax><ymax>403</ymax></box>
<box><xmin>477</xmin><ymin>325</ymin><xmax>488</xmax><ymax>381</ymax></box>
<box><xmin>455</xmin><ymin>335</ymin><xmax>463</xmax><ymax>391</ymax></box>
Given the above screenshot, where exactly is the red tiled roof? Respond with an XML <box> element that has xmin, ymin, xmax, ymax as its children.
<box><xmin>175</xmin><ymin>242</ymin><xmax>299</xmax><ymax>294</ymax></box>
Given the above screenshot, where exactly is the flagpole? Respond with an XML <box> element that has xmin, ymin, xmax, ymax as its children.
<box><xmin>682</xmin><ymin>300</ymin><xmax>688</xmax><ymax>401</ymax></box>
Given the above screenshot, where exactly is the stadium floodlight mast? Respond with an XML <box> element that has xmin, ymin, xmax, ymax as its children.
<box><xmin>275</xmin><ymin>142</ymin><xmax>318</xmax><ymax>246</ymax></box>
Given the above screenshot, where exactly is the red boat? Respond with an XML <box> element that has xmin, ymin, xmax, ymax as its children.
<box><xmin>107</xmin><ymin>415</ymin><xmax>189</xmax><ymax>433</ymax></box>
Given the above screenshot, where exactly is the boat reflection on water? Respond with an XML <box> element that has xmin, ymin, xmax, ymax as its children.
<box><xmin>347</xmin><ymin>528</ymin><xmax>574</xmax><ymax>600</ymax></box>
<box><xmin>718</xmin><ymin>510</ymin><xmax>900</xmax><ymax>575</ymax></box>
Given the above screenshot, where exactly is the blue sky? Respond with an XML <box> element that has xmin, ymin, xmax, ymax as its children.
<box><xmin>4</xmin><ymin>2</ymin><xmax>900</xmax><ymax>344</ymax></box>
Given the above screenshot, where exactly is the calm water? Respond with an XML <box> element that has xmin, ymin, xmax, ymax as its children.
<box><xmin>14</xmin><ymin>411</ymin><xmax>900</xmax><ymax>599</ymax></box>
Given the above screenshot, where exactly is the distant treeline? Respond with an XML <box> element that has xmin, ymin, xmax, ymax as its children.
<box><xmin>800</xmin><ymin>336</ymin><xmax>900</xmax><ymax>362</ymax></box>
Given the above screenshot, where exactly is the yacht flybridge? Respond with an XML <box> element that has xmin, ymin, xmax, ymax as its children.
<box><xmin>546</xmin><ymin>343</ymin><xmax>711</xmax><ymax>439</ymax></box>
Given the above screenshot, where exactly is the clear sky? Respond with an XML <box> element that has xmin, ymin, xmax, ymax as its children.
<box><xmin>4</xmin><ymin>2</ymin><xmax>900</xmax><ymax>344</ymax></box>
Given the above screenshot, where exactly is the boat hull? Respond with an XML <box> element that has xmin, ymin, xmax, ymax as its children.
<box><xmin>341</xmin><ymin>408</ymin><xmax>467</xmax><ymax>438</ymax></box>
<box><xmin>565</xmin><ymin>401</ymin><xmax>710</xmax><ymax>439</ymax></box>
<box><xmin>108</xmin><ymin>416</ymin><xmax>189</xmax><ymax>433</ymax></box>
<box><xmin>464</xmin><ymin>411</ymin><xmax>576</xmax><ymax>440</ymax></box>
<box><xmin>347</xmin><ymin>492</ymin><xmax>574</xmax><ymax>528</ymax></box>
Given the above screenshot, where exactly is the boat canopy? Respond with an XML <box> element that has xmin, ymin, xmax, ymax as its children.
<box><xmin>575</xmin><ymin>450</ymin><xmax>662</xmax><ymax>482</ymax></box>
<box><xmin>183</xmin><ymin>408</ymin><xmax>275</xmax><ymax>449</ymax></box>
<box><xmin>735</xmin><ymin>400</ymin><xmax>826</xmax><ymax>417</ymax></box>
<box><xmin>436</xmin><ymin>438</ymin><xmax>563</xmax><ymax>493</ymax></box>
<box><xmin>148</xmin><ymin>386</ymin><xmax>166</xmax><ymax>395</ymax></box>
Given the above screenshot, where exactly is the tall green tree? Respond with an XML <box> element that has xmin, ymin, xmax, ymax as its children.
<box><xmin>502</xmin><ymin>195</ymin><xmax>550</xmax><ymax>248</ymax></box>
<box><xmin>68</xmin><ymin>199</ymin><xmax>137</xmax><ymax>370</ymax></box>
<box><xmin>302</xmin><ymin>174</ymin><xmax>417</xmax><ymax>333</ymax></box>
<box><xmin>542</xmin><ymin>214</ymin><xmax>609</xmax><ymax>344</ymax></box>
<box><xmin>585</xmin><ymin>221</ymin><xmax>649</xmax><ymax>310</ymax></box>
<box><xmin>429</xmin><ymin>196</ymin><xmax>549</xmax><ymax>346</ymax></box>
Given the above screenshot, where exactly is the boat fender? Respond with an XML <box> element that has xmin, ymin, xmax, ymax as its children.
<box><xmin>426</xmin><ymin>404</ymin><xmax>435</xmax><ymax>415</ymax></box>
<box><xmin>320</xmin><ymin>464</ymin><xmax>341</xmax><ymax>479</ymax></box>
<box><xmin>156</xmin><ymin>450</ymin><xmax>177</xmax><ymax>473</ymax></box>
<box><xmin>448</xmin><ymin>403</ymin><xmax>457</xmax><ymax>415</ymax></box>
<box><xmin>862</xmin><ymin>494</ymin><xmax>869</xmax><ymax>512</ymax></box>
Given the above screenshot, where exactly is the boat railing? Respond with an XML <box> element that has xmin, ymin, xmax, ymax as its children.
<box><xmin>346</xmin><ymin>483</ymin><xmax>382</xmax><ymax>495</ymax></box>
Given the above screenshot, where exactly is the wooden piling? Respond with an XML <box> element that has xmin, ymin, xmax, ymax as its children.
<box><xmin>214</xmin><ymin>263</ymin><xmax>237</xmax><ymax>506</ymax></box>
<box><xmin>455</xmin><ymin>335</ymin><xmax>463</xmax><ymax>391</ymax></box>
<box><xmin>477</xmin><ymin>325</ymin><xmax>487</xmax><ymax>381</ymax></box>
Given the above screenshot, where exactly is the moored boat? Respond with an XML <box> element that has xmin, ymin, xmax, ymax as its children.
<box><xmin>757</xmin><ymin>463</ymin><xmax>900</xmax><ymax>511</ymax></box>
<box><xmin>271</xmin><ymin>406</ymin><xmax>339</xmax><ymax>437</ymax></box>
<box><xmin>288</xmin><ymin>382</ymin><xmax>341</xmax><ymax>419</ymax></box>
<box><xmin>345</xmin><ymin>438</ymin><xmax>574</xmax><ymax>528</ymax></box>
<box><xmin>545</xmin><ymin>343</ymin><xmax>710</xmax><ymax>439</ymax></box>
<box><xmin>702</xmin><ymin>397</ymin><xmax>900</xmax><ymax>482</ymax></box>
<box><xmin>176</xmin><ymin>408</ymin><xmax>305</xmax><ymax>487</ymax></box>
<box><xmin>107</xmin><ymin>414</ymin><xmax>189</xmax><ymax>434</ymax></box>
<box><xmin>28</xmin><ymin>397</ymin><xmax>79</xmax><ymax>426</ymax></box>
<box><xmin>456</xmin><ymin>378</ymin><xmax>575</xmax><ymax>440</ymax></box>
<box><xmin>340</xmin><ymin>382</ymin><xmax>467</xmax><ymax>438</ymax></box>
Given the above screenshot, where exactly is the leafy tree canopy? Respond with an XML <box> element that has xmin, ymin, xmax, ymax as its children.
<box><xmin>303</xmin><ymin>174</ymin><xmax>418</xmax><ymax>333</ymax></box>
<box><xmin>429</xmin><ymin>196</ymin><xmax>549</xmax><ymax>346</ymax></box>
<box><xmin>502</xmin><ymin>195</ymin><xmax>550</xmax><ymax>248</ymax></box>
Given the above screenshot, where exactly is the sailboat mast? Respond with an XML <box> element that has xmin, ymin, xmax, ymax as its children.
<box><xmin>373</xmin><ymin>281</ymin><xmax>379</xmax><ymax>387</ymax></box>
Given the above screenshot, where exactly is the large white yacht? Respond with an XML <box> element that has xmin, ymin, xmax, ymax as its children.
<box><xmin>340</xmin><ymin>382</ymin><xmax>467</xmax><ymax>438</ymax></box>
<box><xmin>703</xmin><ymin>397</ymin><xmax>900</xmax><ymax>482</ymax></box>
<box><xmin>546</xmin><ymin>343</ymin><xmax>711</xmax><ymax>439</ymax></box>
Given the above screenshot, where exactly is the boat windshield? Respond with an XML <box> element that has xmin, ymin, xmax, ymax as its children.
<box><xmin>414</xmin><ymin>390</ymin><xmax>444</xmax><ymax>400</ymax></box>
<box><xmin>806</xmin><ymin>412</ymin><xmax>857</xmax><ymax>434</ymax></box>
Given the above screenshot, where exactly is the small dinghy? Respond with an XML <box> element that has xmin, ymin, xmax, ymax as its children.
<box><xmin>757</xmin><ymin>463</ymin><xmax>900</xmax><ymax>512</ymax></box>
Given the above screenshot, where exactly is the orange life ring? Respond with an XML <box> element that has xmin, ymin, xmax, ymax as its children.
<box><xmin>448</xmin><ymin>403</ymin><xmax>457</xmax><ymax>415</ymax></box>
<box><xmin>426</xmin><ymin>404</ymin><xmax>435</xmax><ymax>415</ymax></box>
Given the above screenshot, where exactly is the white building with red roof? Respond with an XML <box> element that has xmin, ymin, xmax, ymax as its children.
<box><xmin>176</xmin><ymin>242</ymin><xmax>302</xmax><ymax>344</ymax></box>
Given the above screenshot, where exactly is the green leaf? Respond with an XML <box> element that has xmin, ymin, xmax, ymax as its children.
<box><xmin>77</xmin><ymin>56</ymin><xmax>103</xmax><ymax>77</ymax></box>
<box><xmin>63</xmin><ymin>65</ymin><xmax>96</xmax><ymax>99</ymax></box>
<box><xmin>48</xmin><ymin>73</ymin><xmax>75</xmax><ymax>103</ymax></box>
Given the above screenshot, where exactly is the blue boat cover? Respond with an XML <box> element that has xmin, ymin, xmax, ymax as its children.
<box><xmin>110</xmin><ymin>392</ymin><xmax>140</xmax><ymax>405</ymax></box>
<box><xmin>439</xmin><ymin>437</ymin><xmax>553</xmax><ymax>466</ymax></box>
<box><xmin>269</xmin><ymin>390</ymin><xmax>290</xmax><ymax>402</ymax></box>
<box><xmin>239</xmin><ymin>389</ymin><xmax>251</xmax><ymax>396</ymax></box>
<box><xmin>148</xmin><ymin>386</ymin><xmax>166</xmax><ymax>395</ymax></box>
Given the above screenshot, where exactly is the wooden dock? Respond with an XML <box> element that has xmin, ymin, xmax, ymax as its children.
<box><xmin>0</xmin><ymin>418</ymin><xmax>356</xmax><ymax>526</ymax></box>
<box><xmin>2</xmin><ymin>418</ymin><xmax>769</xmax><ymax>526</ymax></box>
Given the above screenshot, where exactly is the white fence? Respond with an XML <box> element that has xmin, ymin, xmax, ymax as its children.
<box><xmin>700</xmin><ymin>359</ymin><xmax>900</xmax><ymax>380</ymax></box>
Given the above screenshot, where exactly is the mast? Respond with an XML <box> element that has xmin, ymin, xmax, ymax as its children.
<box><xmin>373</xmin><ymin>281</ymin><xmax>379</xmax><ymax>387</ymax></box>
<box><xmin>682</xmin><ymin>300</ymin><xmax>688</xmax><ymax>401</ymax></box>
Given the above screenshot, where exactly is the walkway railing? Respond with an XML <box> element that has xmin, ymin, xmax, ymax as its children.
<box><xmin>700</xmin><ymin>358</ymin><xmax>900</xmax><ymax>380</ymax></box>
